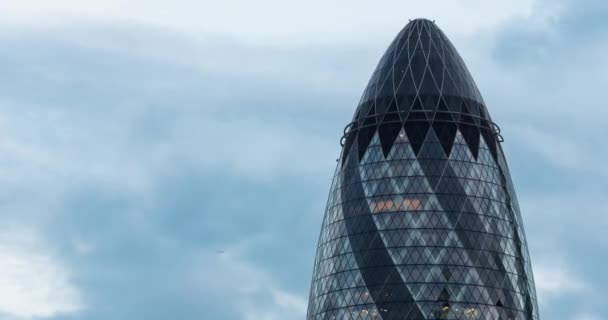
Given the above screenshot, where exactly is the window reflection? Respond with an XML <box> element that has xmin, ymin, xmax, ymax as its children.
<box><xmin>464</xmin><ymin>307</ymin><xmax>480</xmax><ymax>319</ymax></box>
<box><xmin>404</xmin><ymin>198</ymin><xmax>422</xmax><ymax>210</ymax></box>
<box><xmin>371</xmin><ymin>197</ymin><xmax>422</xmax><ymax>213</ymax></box>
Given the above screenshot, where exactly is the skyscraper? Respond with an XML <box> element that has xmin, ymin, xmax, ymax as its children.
<box><xmin>306</xmin><ymin>19</ymin><xmax>539</xmax><ymax>320</ymax></box>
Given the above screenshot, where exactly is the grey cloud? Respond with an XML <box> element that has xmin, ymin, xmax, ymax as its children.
<box><xmin>0</xmin><ymin>23</ymin><xmax>354</xmax><ymax>320</ymax></box>
<box><xmin>0</xmin><ymin>5</ymin><xmax>605</xmax><ymax>319</ymax></box>
<box><xmin>480</xmin><ymin>2</ymin><xmax>608</xmax><ymax>319</ymax></box>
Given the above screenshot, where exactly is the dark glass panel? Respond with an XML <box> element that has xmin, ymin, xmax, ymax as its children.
<box><xmin>357</xmin><ymin>127</ymin><xmax>376</xmax><ymax>162</ymax></box>
<box><xmin>378</xmin><ymin>123</ymin><xmax>402</xmax><ymax>158</ymax></box>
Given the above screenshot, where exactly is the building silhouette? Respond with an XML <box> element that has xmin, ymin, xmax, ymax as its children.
<box><xmin>306</xmin><ymin>19</ymin><xmax>540</xmax><ymax>320</ymax></box>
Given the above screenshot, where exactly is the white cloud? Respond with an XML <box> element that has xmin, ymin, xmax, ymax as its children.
<box><xmin>242</xmin><ymin>288</ymin><xmax>308</xmax><ymax>320</ymax></box>
<box><xmin>194</xmin><ymin>241</ymin><xmax>307</xmax><ymax>320</ymax></box>
<box><xmin>533</xmin><ymin>262</ymin><xmax>584</xmax><ymax>297</ymax></box>
<box><xmin>572</xmin><ymin>314</ymin><xmax>605</xmax><ymax>320</ymax></box>
<box><xmin>0</xmin><ymin>227</ymin><xmax>83</xmax><ymax>319</ymax></box>
<box><xmin>184</xmin><ymin>117</ymin><xmax>336</xmax><ymax>180</ymax></box>
<box><xmin>0</xmin><ymin>0</ymin><xmax>540</xmax><ymax>45</ymax></box>
<box><xmin>506</xmin><ymin>124</ymin><xmax>608</xmax><ymax>178</ymax></box>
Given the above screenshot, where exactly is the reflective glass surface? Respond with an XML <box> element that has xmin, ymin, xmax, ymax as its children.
<box><xmin>306</xmin><ymin>19</ymin><xmax>539</xmax><ymax>320</ymax></box>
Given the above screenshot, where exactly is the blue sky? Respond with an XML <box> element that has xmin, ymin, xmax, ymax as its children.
<box><xmin>0</xmin><ymin>1</ymin><xmax>605</xmax><ymax>319</ymax></box>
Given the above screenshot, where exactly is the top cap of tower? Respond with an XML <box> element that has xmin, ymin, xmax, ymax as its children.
<box><xmin>353</xmin><ymin>18</ymin><xmax>486</xmax><ymax>121</ymax></box>
<box><xmin>409</xmin><ymin>18</ymin><xmax>435</xmax><ymax>23</ymax></box>
<box><xmin>340</xmin><ymin>18</ymin><xmax>500</xmax><ymax>165</ymax></box>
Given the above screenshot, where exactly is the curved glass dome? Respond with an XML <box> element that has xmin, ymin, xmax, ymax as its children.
<box><xmin>306</xmin><ymin>19</ymin><xmax>540</xmax><ymax>320</ymax></box>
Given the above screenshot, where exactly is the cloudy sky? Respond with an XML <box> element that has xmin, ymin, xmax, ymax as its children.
<box><xmin>0</xmin><ymin>0</ymin><xmax>605</xmax><ymax>319</ymax></box>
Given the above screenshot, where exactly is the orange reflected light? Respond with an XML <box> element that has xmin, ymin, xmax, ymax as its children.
<box><xmin>372</xmin><ymin>198</ymin><xmax>422</xmax><ymax>213</ymax></box>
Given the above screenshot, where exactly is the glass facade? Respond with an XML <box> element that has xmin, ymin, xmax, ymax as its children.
<box><xmin>306</xmin><ymin>19</ymin><xmax>540</xmax><ymax>320</ymax></box>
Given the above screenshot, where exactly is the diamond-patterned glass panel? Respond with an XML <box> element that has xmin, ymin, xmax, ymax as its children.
<box><xmin>307</xmin><ymin>19</ymin><xmax>539</xmax><ymax>320</ymax></box>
